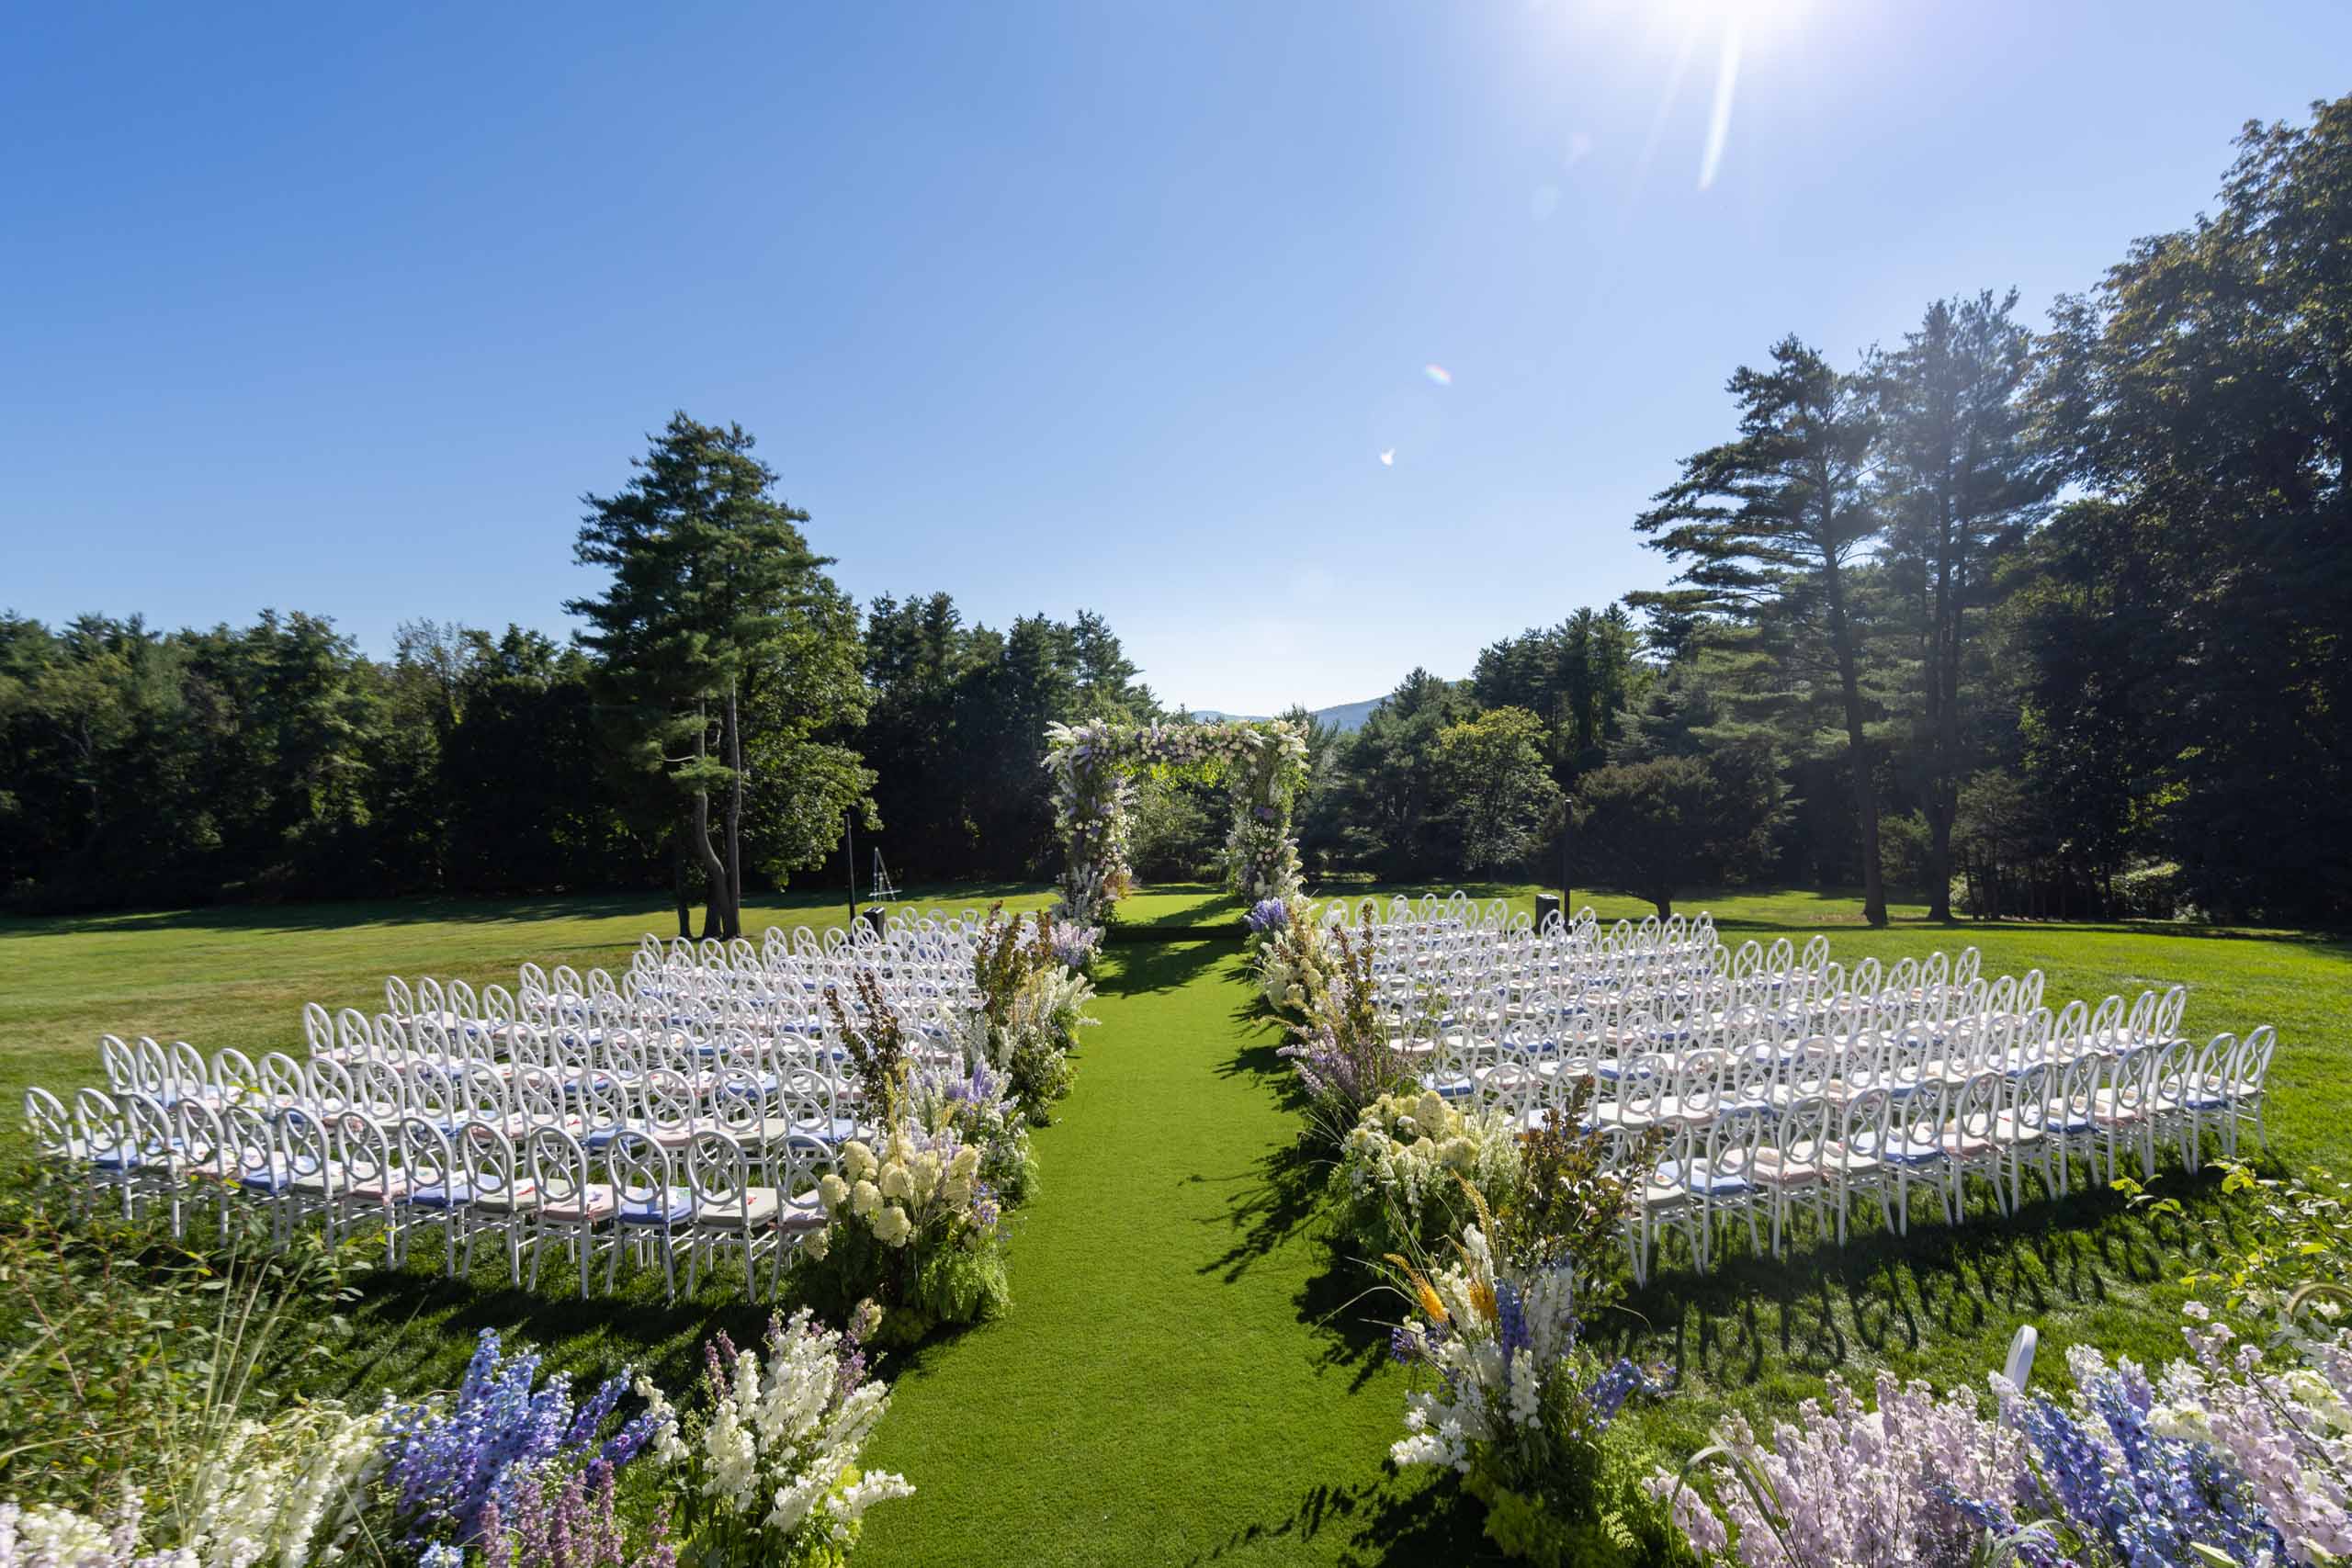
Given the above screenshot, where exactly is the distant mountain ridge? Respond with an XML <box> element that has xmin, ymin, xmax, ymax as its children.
<box><xmin>1188</xmin><ymin>697</ymin><xmax>1384</xmax><ymax>734</ymax></box>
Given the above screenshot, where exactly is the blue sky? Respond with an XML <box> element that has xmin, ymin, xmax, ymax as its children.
<box><xmin>5</xmin><ymin>2</ymin><xmax>2346</xmax><ymax>714</ymax></box>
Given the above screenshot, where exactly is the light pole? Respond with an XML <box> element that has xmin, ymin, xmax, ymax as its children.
<box><xmin>1561</xmin><ymin>795</ymin><xmax>1575</xmax><ymax>915</ymax></box>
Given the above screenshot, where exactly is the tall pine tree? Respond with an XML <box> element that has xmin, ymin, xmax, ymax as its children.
<box><xmin>1630</xmin><ymin>336</ymin><xmax>1892</xmax><ymax>925</ymax></box>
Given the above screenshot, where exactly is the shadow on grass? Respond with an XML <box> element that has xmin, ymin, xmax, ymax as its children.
<box><xmin>0</xmin><ymin>883</ymin><xmax>1049</xmax><ymax>943</ymax></box>
<box><xmin>1593</xmin><ymin>1166</ymin><xmax>2225</xmax><ymax>1397</ymax></box>
<box><xmin>1184</xmin><ymin>1471</ymin><xmax>1497</xmax><ymax>1567</ymax></box>
<box><xmin>335</xmin><ymin>1229</ymin><xmax>1003</xmax><ymax>1404</ymax></box>
<box><xmin>1102</xmin><ymin>936</ymin><xmax>1241</xmax><ymax>996</ymax></box>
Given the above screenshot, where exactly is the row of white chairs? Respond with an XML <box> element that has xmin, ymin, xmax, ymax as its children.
<box><xmin>1603</xmin><ymin>1027</ymin><xmax>2275</xmax><ymax>1280</ymax></box>
<box><xmin>28</xmin><ymin>1088</ymin><xmax>833</xmax><ymax>1302</ymax></box>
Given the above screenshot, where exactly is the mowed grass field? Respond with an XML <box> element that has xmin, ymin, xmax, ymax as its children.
<box><xmin>1</xmin><ymin>883</ymin><xmax>2346</xmax><ymax>1564</ymax></box>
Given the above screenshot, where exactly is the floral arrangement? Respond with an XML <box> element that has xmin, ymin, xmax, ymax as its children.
<box><xmin>662</xmin><ymin>1306</ymin><xmax>911</xmax><ymax>1567</ymax></box>
<box><xmin>1334</xmin><ymin>1089</ymin><xmax>1524</xmax><ymax>1261</ymax></box>
<box><xmin>908</xmin><ymin>1059</ymin><xmax>1038</xmax><ymax>1208</ymax></box>
<box><xmin>796</xmin><ymin>1127</ymin><xmax>1011</xmax><ymax>1347</ymax></box>
<box><xmin>1648</xmin><ymin>1369</ymin><xmax>2030</xmax><ymax>1566</ymax></box>
<box><xmin>381</xmin><ymin>1328</ymin><xmax>676</xmax><ymax>1549</ymax></box>
<box><xmin>1247</xmin><ymin>899</ymin><xmax>1336</xmax><ymax>1019</ymax></box>
<box><xmin>1652</xmin><ymin>1322</ymin><xmax>2337</xmax><ymax>1566</ymax></box>
<box><xmin>1386</xmin><ymin>1185</ymin><xmax>1668</xmax><ymax>1568</ymax></box>
<box><xmin>1042</xmin><ymin>717</ymin><xmax>1307</xmax><ymax>923</ymax></box>
<box><xmin>0</xmin><ymin>1401</ymin><xmax>386</xmax><ymax>1568</ymax></box>
<box><xmin>967</xmin><ymin>908</ymin><xmax>1096</xmax><ymax>1125</ymax></box>
<box><xmin>1275</xmin><ymin>925</ymin><xmax>1418</xmax><ymax>1146</ymax></box>
<box><xmin>1046</xmin><ymin>920</ymin><xmax>1102</xmax><ymax>974</ymax></box>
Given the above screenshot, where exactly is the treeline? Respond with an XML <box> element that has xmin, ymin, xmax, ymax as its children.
<box><xmin>0</xmin><ymin>600</ymin><xmax>1159</xmax><ymax>914</ymax></box>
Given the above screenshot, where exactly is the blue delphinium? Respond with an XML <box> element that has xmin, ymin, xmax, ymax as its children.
<box><xmin>1494</xmin><ymin>1280</ymin><xmax>1532</xmax><ymax>1360</ymax></box>
<box><xmin>1243</xmin><ymin>897</ymin><xmax>1290</xmax><ymax>935</ymax></box>
<box><xmin>383</xmin><ymin>1328</ymin><xmax>662</xmax><ymax>1546</ymax></box>
<box><xmin>2002</xmin><ymin>1351</ymin><xmax>2286</xmax><ymax>1568</ymax></box>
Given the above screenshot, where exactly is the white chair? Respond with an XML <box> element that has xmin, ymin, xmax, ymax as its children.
<box><xmin>1751</xmin><ymin>1094</ymin><xmax>1832</xmax><ymax>1257</ymax></box>
<box><xmin>684</xmin><ymin>1131</ymin><xmax>779</xmax><ymax>1301</ymax></box>
<box><xmin>454</xmin><ymin>1122</ymin><xmax>536</xmax><ymax>1284</ymax></box>
<box><xmin>605</xmin><ymin>1130</ymin><xmax>690</xmax><ymax>1300</ymax></box>
<box><xmin>525</xmin><ymin>1123</ymin><xmax>613</xmax><ymax>1298</ymax></box>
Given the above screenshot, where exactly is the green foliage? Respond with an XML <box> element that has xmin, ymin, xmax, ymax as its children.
<box><xmin>2021</xmin><ymin>96</ymin><xmax>2352</xmax><ymax>922</ymax></box>
<box><xmin>1629</xmin><ymin>334</ymin><xmax>1893</xmax><ymax>927</ymax></box>
<box><xmin>860</xmin><ymin>597</ymin><xmax>1161</xmax><ymax>884</ymax></box>
<box><xmin>1573</xmin><ymin>752</ymin><xmax>1781</xmax><ymax>918</ymax></box>
<box><xmin>2127</xmin><ymin>1162</ymin><xmax>2352</xmax><ymax>1327</ymax></box>
<box><xmin>0</xmin><ymin>1178</ymin><xmax>366</xmax><ymax>1513</ymax></box>
<box><xmin>568</xmin><ymin>412</ymin><xmax>872</xmax><ymax>939</ymax></box>
<box><xmin>1434</xmin><ymin>706</ymin><xmax>1566</xmax><ymax>877</ymax></box>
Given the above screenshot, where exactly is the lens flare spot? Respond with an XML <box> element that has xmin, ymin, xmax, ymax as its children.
<box><xmin>1423</xmin><ymin>364</ymin><xmax>1453</xmax><ymax>388</ymax></box>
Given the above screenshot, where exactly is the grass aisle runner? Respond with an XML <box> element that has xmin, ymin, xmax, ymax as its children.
<box><xmin>854</xmin><ymin>940</ymin><xmax>1487</xmax><ymax>1567</ymax></box>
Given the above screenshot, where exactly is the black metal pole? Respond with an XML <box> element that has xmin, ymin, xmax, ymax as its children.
<box><xmin>1562</xmin><ymin>797</ymin><xmax>1574</xmax><ymax>915</ymax></box>
<box><xmin>845</xmin><ymin>808</ymin><xmax>858</xmax><ymax>924</ymax></box>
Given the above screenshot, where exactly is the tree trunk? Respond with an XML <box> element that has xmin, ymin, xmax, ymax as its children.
<box><xmin>688</xmin><ymin>707</ymin><xmax>732</xmax><ymax>941</ymax></box>
<box><xmin>724</xmin><ymin>679</ymin><xmax>744</xmax><ymax>940</ymax></box>
<box><xmin>1652</xmin><ymin>893</ymin><xmax>1673</xmax><ymax>920</ymax></box>
<box><xmin>671</xmin><ymin>829</ymin><xmax>692</xmax><ymax>940</ymax></box>
<box><xmin>1925</xmin><ymin>510</ymin><xmax>1961</xmax><ymax>922</ymax></box>
<box><xmin>1820</xmin><ymin>556</ymin><xmax>1889</xmax><ymax>928</ymax></box>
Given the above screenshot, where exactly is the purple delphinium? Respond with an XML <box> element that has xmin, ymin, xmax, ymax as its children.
<box><xmin>481</xmin><ymin>1460</ymin><xmax>677</xmax><ymax>1568</ymax></box>
<box><xmin>1579</xmin><ymin>1357</ymin><xmax>1668</xmax><ymax>1435</ymax></box>
<box><xmin>1244</xmin><ymin>897</ymin><xmax>1290</xmax><ymax>935</ymax></box>
<box><xmin>1048</xmin><ymin>922</ymin><xmax>1102</xmax><ymax>970</ymax></box>
<box><xmin>383</xmin><ymin>1329</ymin><xmax>662</xmax><ymax>1547</ymax></box>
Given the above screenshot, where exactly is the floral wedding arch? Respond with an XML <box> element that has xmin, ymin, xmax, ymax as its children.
<box><xmin>1042</xmin><ymin>717</ymin><xmax>1310</xmax><ymax>923</ymax></box>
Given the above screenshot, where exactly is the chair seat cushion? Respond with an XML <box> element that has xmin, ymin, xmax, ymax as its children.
<box><xmin>617</xmin><ymin>1185</ymin><xmax>694</xmax><ymax>1225</ymax></box>
<box><xmin>539</xmin><ymin>1183</ymin><xmax>617</xmax><ymax>1224</ymax></box>
<box><xmin>696</xmin><ymin>1188</ymin><xmax>780</xmax><ymax>1231</ymax></box>
<box><xmin>471</xmin><ymin>1179</ymin><xmax>538</xmax><ymax>1213</ymax></box>
<box><xmin>1750</xmin><ymin>1148</ymin><xmax>1825</xmax><ymax>1184</ymax></box>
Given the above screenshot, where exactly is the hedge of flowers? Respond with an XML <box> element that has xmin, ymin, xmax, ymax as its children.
<box><xmin>1334</xmin><ymin>1088</ymin><xmax>1524</xmax><ymax>1262</ymax></box>
<box><xmin>1651</xmin><ymin>1163</ymin><xmax>2352</xmax><ymax>1568</ymax></box>
<box><xmin>1042</xmin><ymin>717</ymin><xmax>1307</xmax><ymax>924</ymax></box>
<box><xmin>0</xmin><ymin>1308</ymin><xmax>913</xmax><ymax>1568</ymax></box>
<box><xmin>966</xmin><ymin>907</ymin><xmax>1097</xmax><ymax>1125</ymax></box>
<box><xmin>1273</xmin><ymin>923</ymin><xmax>1421</xmax><ymax>1147</ymax></box>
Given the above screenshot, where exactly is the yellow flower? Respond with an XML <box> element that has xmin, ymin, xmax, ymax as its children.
<box><xmin>818</xmin><ymin>1173</ymin><xmax>849</xmax><ymax>1211</ymax></box>
<box><xmin>942</xmin><ymin>1177</ymin><xmax>973</xmax><ymax>1210</ymax></box>
<box><xmin>878</xmin><ymin>1163</ymin><xmax>912</xmax><ymax>1201</ymax></box>
<box><xmin>842</xmin><ymin>1142</ymin><xmax>876</xmax><ymax>1183</ymax></box>
<box><xmin>1414</xmin><ymin>1090</ymin><xmax>1448</xmax><ymax>1132</ymax></box>
<box><xmin>949</xmin><ymin>1145</ymin><xmax>981</xmax><ymax>1179</ymax></box>
<box><xmin>873</xmin><ymin>1204</ymin><xmax>912</xmax><ymax>1247</ymax></box>
<box><xmin>850</xmin><ymin>1179</ymin><xmax>881</xmax><ymax>1217</ymax></box>
<box><xmin>1386</xmin><ymin>1255</ymin><xmax>1449</xmax><ymax>1325</ymax></box>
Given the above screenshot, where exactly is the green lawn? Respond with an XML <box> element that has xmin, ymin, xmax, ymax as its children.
<box><xmin>2</xmin><ymin>884</ymin><xmax>2346</xmax><ymax>1564</ymax></box>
